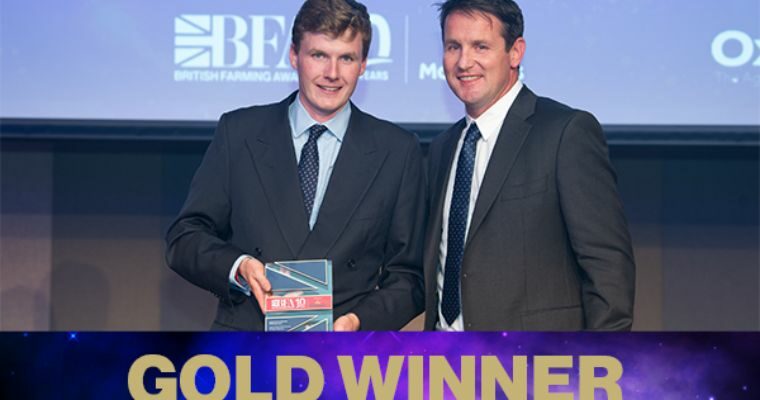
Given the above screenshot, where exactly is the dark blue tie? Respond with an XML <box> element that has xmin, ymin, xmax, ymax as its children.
<box><xmin>442</xmin><ymin>122</ymin><xmax>481</xmax><ymax>325</ymax></box>
<box><xmin>298</xmin><ymin>124</ymin><xmax>327</xmax><ymax>222</ymax></box>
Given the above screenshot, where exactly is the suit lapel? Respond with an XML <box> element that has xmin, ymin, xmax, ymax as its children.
<box><xmin>466</xmin><ymin>87</ymin><xmax>536</xmax><ymax>246</ymax></box>
<box><xmin>245</xmin><ymin>93</ymin><xmax>310</xmax><ymax>257</ymax></box>
<box><xmin>427</xmin><ymin>119</ymin><xmax>465</xmax><ymax>253</ymax></box>
<box><xmin>423</xmin><ymin>120</ymin><xmax>464</xmax><ymax>317</ymax></box>
<box><xmin>298</xmin><ymin>104</ymin><xmax>387</xmax><ymax>259</ymax></box>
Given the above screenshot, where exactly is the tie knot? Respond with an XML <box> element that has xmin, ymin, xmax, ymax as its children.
<box><xmin>465</xmin><ymin>123</ymin><xmax>481</xmax><ymax>143</ymax></box>
<box><xmin>308</xmin><ymin>124</ymin><xmax>328</xmax><ymax>141</ymax></box>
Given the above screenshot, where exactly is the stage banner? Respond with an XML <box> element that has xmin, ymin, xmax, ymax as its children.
<box><xmin>1</xmin><ymin>332</ymin><xmax>757</xmax><ymax>398</ymax></box>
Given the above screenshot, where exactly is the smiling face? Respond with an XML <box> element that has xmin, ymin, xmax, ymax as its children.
<box><xmin>290</xmin><ymin>30</ymin><xmax>367</xmax><ymax>122</ymax></box>
<box><xmin>443</xmin><ymin>10</ymin><xmax>525</xmax><ymax>118</ymax></box>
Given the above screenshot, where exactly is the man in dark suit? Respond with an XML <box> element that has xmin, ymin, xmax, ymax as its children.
<box><xmin>424</xmin><ymin>0</ymin><xmax>635</xmax><ymax>331</ymax></box>
<box><xmin>166</xmin><ymin>0</ymin><xmax>425</xmax><ymax>331</ymax></box>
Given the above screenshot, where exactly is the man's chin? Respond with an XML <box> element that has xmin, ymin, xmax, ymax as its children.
<box><xmin>451</xmin><ymin>89</ymin><xmax>475</xmax><ymax>103</ymax></box>
<box><xmin>316</xmin><ymin>100</ymin><xmax>346</xmax><ymax>113</ymax></box>
<box><xmin>459</xmin><ymin>94</ymin><xmax>484</xmax><ymax>109</ymax></box>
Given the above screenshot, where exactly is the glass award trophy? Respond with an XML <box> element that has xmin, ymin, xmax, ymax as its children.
<box><xmin>264</xmin><ymin>259</ymin><xmax>333</xmax><ymax>331</ymax></box>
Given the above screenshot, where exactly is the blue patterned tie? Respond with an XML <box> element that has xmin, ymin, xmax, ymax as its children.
<box><xmin>298</xmin><ymin>124</ymin><xmax>327</xmax><ymax>222</ymax></box>
<box><xmin>442</xmin><ymin>122</ymin><xmax>481</xmax><ymax>325</ymax></box>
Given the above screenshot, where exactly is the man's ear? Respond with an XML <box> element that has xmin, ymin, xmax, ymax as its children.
<box><xmin>509</xmin><ymin>37</ymin><xmax>526</xmax><ymax>68</ymax></box>
<box><xmin>289</xmin><ymin>44</ymin><xmax>298</xmax><ymax>69</ymax></box>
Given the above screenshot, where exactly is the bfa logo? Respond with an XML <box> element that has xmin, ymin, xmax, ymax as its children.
<box><xmin>366</xmin><ymin>15</ymin><xmax>392</xmax><ymax>67</ymax></box>
<box><xmin>174</xmin><ymin>14</ymin><xmax>392</xmax><ymax>69</ymax></box>
<box><xmin>711</xmin><ymin>30</ymin><xmax>760</xmax><ymax>67</ymax></box>
<box><xmin>174</xmin><ymin>15</ymin><xmax>284</xmax><ymax>68</ymax></box>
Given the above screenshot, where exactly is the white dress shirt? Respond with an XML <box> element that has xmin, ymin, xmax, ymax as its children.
<box><xmin>437</xmin><ymin>81</ymin><xmax>524</xmax><ymax>331</ymax></box>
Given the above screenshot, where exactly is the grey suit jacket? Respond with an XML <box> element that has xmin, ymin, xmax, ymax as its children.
<box><xmin>423</xmin><ymin>86</ymin><xmax>635</xmax><ymax>331</ymax></box>
<box><xmin>166</xmin><ymin>92</ymin><xmax>426</xmax><ymax>331</ymax></box>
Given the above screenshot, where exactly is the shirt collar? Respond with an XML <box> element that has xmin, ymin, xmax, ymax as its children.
<box><xmin>289</xmin><ymin>92</ymin><xmax>351</xmax><ymax>142</ymax></box>
<box><xmin>465</xmin><ymin>80</ymin><xmax>523</xmax><ymax>143</ymax></box>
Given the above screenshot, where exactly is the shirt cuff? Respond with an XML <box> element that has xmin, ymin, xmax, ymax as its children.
<box><xmin>229</xmin><ymin>254</ymin><xmax>252</xmax><ymax>296</ymax></box>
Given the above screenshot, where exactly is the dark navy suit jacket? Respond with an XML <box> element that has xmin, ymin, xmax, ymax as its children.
<box><xmin>167</xmin><ymin>92</ymin><xmax>426</xmax><ymax>330</ymax></box>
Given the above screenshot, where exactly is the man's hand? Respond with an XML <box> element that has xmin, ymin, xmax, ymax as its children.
<box><xmin>237</xmin><ymin>257</ymin><xmax>271</xmax><ymax>312</ymax></box>
<box><xmin>334</xmin><ymin>313</ymin><xmax>361</xmax><ymax>331</ymax></box>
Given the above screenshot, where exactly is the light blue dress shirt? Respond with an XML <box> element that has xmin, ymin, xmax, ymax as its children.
<box><xmin>228</xmin><ymin>94</ymin><xmax>351</xmax><ymax>294</ymax></box>
<box><xmin>289</xmin><ymin>93</ymin><xmax>350</xmax><ymax>229</ymax></box>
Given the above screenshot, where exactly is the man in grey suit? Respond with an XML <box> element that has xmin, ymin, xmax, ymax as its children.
<box><xmin>424</xmin><ymin>0</ymin><xmax>635</xmax><ymax>331</ymax></box>
<box><xmin>166</xmin><ymin>0</ymin><xmax>425</xmax><ymax>331</ymax></box>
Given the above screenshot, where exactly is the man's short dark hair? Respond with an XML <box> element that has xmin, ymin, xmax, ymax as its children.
<box><xmin>292</xmin><ymin>0</ymin><xmax>372</xmax><ymax>59</ymax></box>
<box><xmin>437</xmin><ymin>0</ymin><xmax>524</xmax><ymax>49</ymax></box>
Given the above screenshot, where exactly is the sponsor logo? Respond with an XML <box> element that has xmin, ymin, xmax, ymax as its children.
<box><xmin>712</xmin><ymin>30</ymin><xmax>760</xmax><ymax>67</ymax></box>
<box><xmin>418</xmin><ymin>63</ymin><xmax>525</xmax><ymax>81</ymax></box>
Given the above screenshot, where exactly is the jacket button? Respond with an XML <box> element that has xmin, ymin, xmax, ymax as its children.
<box><xmin>347</xmin><ymin>259</ymin><xmax>357</xmax><ymax>269</ymax></box>
<box><xmin>254</xmin><ymin>247</ymin><xmax>262</xmax><ymax>257</ymax></box>
<box><xmin>463</xmin><ymin>273</ymin><xmax>468</xmax><ymax>279</ymax></box>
